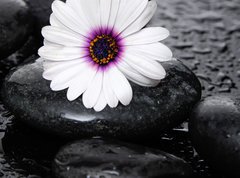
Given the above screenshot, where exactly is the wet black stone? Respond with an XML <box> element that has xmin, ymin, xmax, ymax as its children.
<box><xmin>189</xmin><ymin>95</ymin><xmax>240</xmax><ymax>177</ymax></box>
<box><xmin>25</xmin><ymin>0</ymin><xmax>53</xmax><ymax>37</ymax></box>
<box><xmin>1</xmin><ymin>59</ymin><xmax>201</xmax><ymax>140</ymax></box>
<box><xmin>53</xmin><ymin>138</ymin><xmax>193</xmax><ymax>178</ymax></box>
<box><xmin>0</xmin><ymin>37</ymin><xmax>40</xmax><ymax>83</ymax></box>
<box><xmin>2</xmin><ymin>121</ymin><xmax>67</xmax><ymax>178</ymax></box>
<box><xmin>25</xmin><ymin>0</ymin><xmax>66</xmax><ymax>37</ymax></box>
<box><xmin>0</xmin><ymin>0</ymin><xmax>32</xmax><ymax>59</ymax></box>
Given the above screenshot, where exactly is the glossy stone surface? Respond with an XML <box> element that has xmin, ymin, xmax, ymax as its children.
<box><xmin>189</xmin><ymin>96</ymin><xmax>240</xmax><ymax>177</ymax></box>
<box><xmin>0</xmin><ymin>0</ymin><xmax>32</xmax><ymax>59</ymax></box>
<box><xmin>53</xmin><ymin>138</ymin><xmax>193</xmax><ymax>178</ymax></box>
<box><xmin>1</xmin><ymin>59</ymin><xmax>201</xmax><ymax>140</ymax></box>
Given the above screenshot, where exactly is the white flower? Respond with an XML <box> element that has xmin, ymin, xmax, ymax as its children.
<box><xmin>38</xmin><ymin>0</ymin><xmax>173</xmax><ymax>112</ymax></box>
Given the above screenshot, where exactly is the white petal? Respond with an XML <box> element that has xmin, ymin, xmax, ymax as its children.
<box><xmin>121</xmin><ymin>1</ymin><xmax>157</xmax><ymax>37</ymax></box>
<box><xmin>103</xmin><ymin>71</ymin><xmax>118</xmax><ymax>108</ymax></box>
<box><xmin>42</xmin><ymin>26</ymin><xmax>87</xmax><ymax>47</ymax></box>
<box><xmin>43</xmin><ymin>59</ymin><xmax>86</xmax><ymax>80</ymax></box>
<box><xmin>100</xmin><ymin>0</ymin><xmax>111</xmax><ymax>27</ymax></box>
<box><xmin>117</xmin><ymin>60</ymin><xmax>159</xmax><ymax>87</ymax></box>
<box><xmin>50</xmin><ymin>61</ymin><xmax>89</xmax><ymax>91</ymax></box>
<box><xmin>115</xmin><ymin>0</ymin><xmax>148</xmax><ymax>33</ymax></box>
<box><xmin>93</xmin><ymin>89</ymin><xmax>107</xmax><ymax>112</ymax></box>
<box><xmin>83</xmin><ymin>70</ymin><xmax>103</xmax><ymax>108</ymax></box>
<box><xmin>67</xmin><ymin>65</ymin><xmax>97</xmax><ymax>101</ymax></box>
<box><xmin>50</xmin><ymin>13</ymin><xmax>85</xmax><ymax>40</ymax></box>
<box><xmin>70</xmin><ymin>0</ymin><xmax>100</xmax><ymax>29</ymax></box>
<box><xmin>44</xmin><ymin>40</ymin><xmax>62</xmax><ymax>48</ymax></box>
<box><xmin>124</xmin><ymin>27</ymin><xmax>170</xmax><ymax>45</ymax></box>
<box><xmin>108</xmin><ymin>66</ymin><xmax>132</xmax><ymax>106</ymax></box>
<box><xmin>124</xmin><ymin>53</ymin><xmax>166</xmax><ymax>80</ymax></box>
<box><xmin>50</xmin><ymin>13</ymin><xmax>69</xmax><ymax>31</ymax></box>
<box><xmin>36</xmin><ymin>57</ymin><xmax>43</xmax><ymax>62</ymax></box>
<box><xmin>52</xmin><ymin>0</ymin><xmax>89</xmax><ymax>36</ymax></box>
<box><xmin>42</xmin><ymin>60</ymin><xmax>57</xmax><ymax>71</ymax></box>
<box><xmin>66</xmin><ymin>0</ymin><xmax>91</xmax><ymax>29</ymax></box>
<box><xmin>43</xmin><ymin>59</ymin><xmax>65</xmax><ymax>71</ymax></box>
<box><xmin>125</xmin><ymin>43</ymin><xmax>173</xmax><ymax>62</ymax></box>
<box><xmin>38</xmin><ymin>46</ymin><xmax>86</xmax><ymax>61</ymax></box>
<box><xmin>108</xmin><ymin>0</ymin><xmax>120</xmax><ymax>28</ymax></box>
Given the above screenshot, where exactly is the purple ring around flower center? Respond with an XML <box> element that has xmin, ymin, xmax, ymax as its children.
<box><xmin>83</xmin><ymin>27</ymin><xmax>124</xmax><ymax>70</ymax></box>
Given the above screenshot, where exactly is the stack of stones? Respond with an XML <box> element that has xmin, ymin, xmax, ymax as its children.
<box><xmin>0</xmin><ymin>0</ymin><xmax>239</xmax><ymax>177</ymax></box>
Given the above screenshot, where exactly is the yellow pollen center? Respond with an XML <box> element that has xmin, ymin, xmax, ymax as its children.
<box><xmin>89</xmin><ymin>34</ymin><xmax>119</xmax><ymax>65</ymax></box>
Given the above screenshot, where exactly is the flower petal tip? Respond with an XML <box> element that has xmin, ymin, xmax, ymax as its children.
<box><xmin>66</xmin><ymin>94</ymin><xmax>76</xmax><ymax>102</ymax></box>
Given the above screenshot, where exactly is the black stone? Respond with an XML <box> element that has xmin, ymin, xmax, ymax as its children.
<box><xmin>2</xmin><ymin>121</ymin><xmax>67</xmax><ymax>177</ymax></box>
<box><xmin>25</xmin><ymin>0</ymin><xmax>67</xmax><ymax>37</ymax></box>
<box><xmin>53</xmin><ymin>138</ymin><xmax>193</xmax><ymax>178</ymax></box>
<box><xmin>0</xmin><ymin>0</ymin><xmax>32</xmax><ymax>59</ymax></box>
<box><xmin>25</xmin><ymin>0</ymin><xmax>53</xmax><ymax>37</ymax></box>
<box><xmin>189</xmin><ymin>95</ymin><xmax>240</xmax><ymax>177</ymax></box>
<box><xmin>0</xmin><ymin>37</ymin><xmax>40</xmax><ymax>82</ymax></box>
<box><xmin>1</xmin><ymin>59</ymin><xmax>201</xmax><ymax>140</ymax></box>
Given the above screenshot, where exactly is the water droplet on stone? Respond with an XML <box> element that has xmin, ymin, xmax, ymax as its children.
<box><xmin>226</xmin><ymin>134</ymin><xmax>231</xmax><ymax>138</ymax></box>
<box><xmin>207</xmin><ymin>85</ymin><xmax>215</xmax><ymax>91</ymax></box>
<box><xmin>193</xmin><ymin>47</ymin><xmax>212</xmax><ymax>54</ymax></box>
<box><xmin>196</xmin><ymin>74</ymin><xmax>212</xmax><ymax>82</ymax></box>
<box><xmin>206</xmin><ymin>64</ymin><xmax>219</xmax><ymax>72</ymax></box>
<box><xmin>173</xmin><ymin>42</ymin><xmax>193</xmax><ymax>49</ymax></box>
<box><xmin>218</xmin><ymin>88</ymin><xmax>231</xmax><ymax>93</ymax></box>
<box><xmin>217</xmin><ymin>72</ymin><xmax>228</xmax><ymax>81</ymax></box>
<box><xmin>236</xmin><ymin>71</ymin><xmax>240</xmax><ymax>78</ymax></box>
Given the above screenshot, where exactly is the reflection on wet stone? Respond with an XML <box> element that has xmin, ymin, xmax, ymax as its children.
<box><xmin>53</xmin><ymin>138</ymin><xmax>193</xmax><ymax>178</ymax></box>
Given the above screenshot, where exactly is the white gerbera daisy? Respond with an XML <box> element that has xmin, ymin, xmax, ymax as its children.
<box><xmin>38</xmin><ymin>0</ymin><xmax>173</xmax><ymax>112</ymax></box>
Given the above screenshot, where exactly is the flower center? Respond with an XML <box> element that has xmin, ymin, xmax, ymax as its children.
<box><xmin>89</xmin><ymin>34</ymin><xmax>119</xmax><ymax>65</ymax></box>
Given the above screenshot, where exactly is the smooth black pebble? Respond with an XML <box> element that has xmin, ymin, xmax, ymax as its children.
<box><xmin>0</xmin><ymin>0</ymin><xmax>32</xmax><ymax>59</ymax></box>
<box><xmin>1</xmin><ymin>59</ymin><xmax>201</xmax><ymax>140</ymax></box>
<box><xmin>189</xmin><ymin>95</ymin><xmax>240</xmax><ymax>177</ymax></box>
<box><xmin>53</xmin><ymin>138</ymin><xmax>193</xmax><ymax>178</ymax></box>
